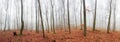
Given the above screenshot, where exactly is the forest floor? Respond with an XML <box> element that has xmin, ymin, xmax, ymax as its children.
<box><xmin>0</xmin><ymin>28</ymin><xmax>120</xmax><ymax>42</ymax></box>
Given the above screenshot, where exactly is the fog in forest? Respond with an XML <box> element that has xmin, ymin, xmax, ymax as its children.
<box><xmin>0</xmin><ymin>0</ymin><xmax>120</xmax><ymax>31</ymax></box>
<box><xmin>1</xmin><ymin>0</ymin><xmax>120</xmax><ymax>42</ymax></box>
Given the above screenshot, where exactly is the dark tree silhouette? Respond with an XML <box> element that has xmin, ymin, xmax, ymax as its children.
<box><xmin>67</xmin><ymin>0</ymin><xmax>71</xmax><ymax>33</ymax></box>
<box><xmin>93</xmin><ymin>0</ymin><xmax>97</xmax><ymax>31</ymax></box>
<box><xmin>20</xmin><ymin>0</ymin><xmax>24</xmax><ymax>35</ymax></box>
<box><xmin>38</xmin><ymin>0</ymin><xmax>45</xmax><ymax>38</ymax></box>
<box><xmin>107</xmin><ymin>0</ymin><xmax>112</xmax><ymax>33</ymax></box>
<box><xmin>83</xmin><ymin>0</ymin><xmax>87</xmax><ymax>36</ymax></box>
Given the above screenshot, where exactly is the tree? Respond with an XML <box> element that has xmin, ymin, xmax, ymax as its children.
<box><xmin>113</xmin><ymin>0</ymin><xmax>116</xmax><ymax>32</ymax></box>
<box><xmin>38</xmin><ymin>0</ymin><xmax>45</xmax><ymax>38</ymax></box>
<box><xmin>4</xmin><ymin>0</ymin><xmax>9</xmax><ymax>31</ymax></box>
<box><xmin>20</xmin><ymin>0</ymin><xmax>24</xmax><ymax>35</ymax></box>
<box><xmin>107</xmin><ymin>0</ymin><xmax>112</xmax><ymax>33</ymax></box>
<box><xmin>83</xmin><ymin>0</ymin><xmax>87</xmax><ymax>36</ymax></box>
<box><xmin>35</xmin><ymin>0</ymin><xmax>39</xmax><ymax>33</ymax></box>
<box><xmin>75</xmin><ymin>13</ymin><xmax>77</xmax><ymax>29</ymax></box>
<box><xmin>74</xmin><ymin>8</ymin><xmax>77</xmax><ymax>29</ymax></box>
<box><xmin>67</xmin><ymin>0</ymin><xmax>71</xmax><ymax>33</ymax></box>
<box><xmin>45</xmin><ymin>7</ymin><xmax>50</xmax><ymax>33</ymax></box>
<box><xmin>61</xmin><ymin>0</ymin><xmax>66</xmax><ymax>31</ymax></box>
<box><xmin>50</xmin><ymin>0</ymin><xmax>56</xmax><ymax>34</ymax></box>
<box><xmin>80</xmin><ymin>0</ymin><xmax>83</xmax><ymax>30</ymax></box>
<box><xmin>93</xmin><ymin>0</ymin><xmax>97</xmax><ymax>31</ymax></box>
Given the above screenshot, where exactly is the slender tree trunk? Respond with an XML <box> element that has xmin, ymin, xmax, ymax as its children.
<box><xmin>52</xmin><ymin>6</ymin><xmax>55</xmax><ymax>34</ymax></box>
<box><xmin>113</xmin><ymin>0</ymin><xmax>116</xmax><ymax>32</ymax></box>
<box><xmin>46</xmin><ymin>8</ymin><xmax>50</xmax><ymax>33</ymax></box>
<box><xmin>35</xmin><ymin>0</ymin><xmax>39</xmax><ymax>33</ymax></box>
<box><xmin>50</xmin><ymin>0</ymin><xmax>53</xmax><ymax>32</ymax></box>
<box><xmin>50</xmin><ymin>14</ymin><xmax>53</xmax><ymax>32</ymax></box>
<box><xmin>8</xmin><ymin>15</ymin><xmax>10</xmax><ymax>30</ymax></box>
<box><xmin>61</xmin><ymin>0</ymin><xmax>66</xmax><ymax>31</ymax></box>
<box><xmin>16</xmin><ymin>6</ymin><xmax>18</xmax><ymax>29</ymax></box>
<box><xmin>51</xmin><ymin>0</ymin><xmax>56</xmax><ymax>34</ymax></box>
<box><xmin>75</xmin><ymin>14</ymin><xmax>77</xmax><ymax>29</ymax></box>
<box><xmin>4</xmin><ymin>0</ymin><xmax>9</xmax><ymax>31</ymax></box>
<box><xmin>38</xmin><ymin>0</ymin><xmax>45</xmax><ymax>38</ymax></box>
<box><xmin>20</xmin><ymin>0</ymin><xmax>24</xmax><ymax>35</ymax></box>
<box><xmin>62</xmin><ymin>0</ymin><xmax>66</xmax><ymax>31</ymax></box>
<box><xmin>4</xmin><ymin>15</ymin><xmax>7</xmax><ymax>31</ymax></box>
<box><xmin>80</xmin><ymin>0</ymin><xmax>83</xmax><ymax>30</ymax></box>
<box><xmin>67</xmin><ymin>0</ymin><xmax>71</xmax><ymax>33</ymax></box>
<box><xmin>107</xmin><ymin>0</ymin><xmax>112</xmax><ymax>33</ymax></box>
<box><xmin>31</xmin><ymin>6</ymin><xmax>33</xmax><ymax>30</ymax></box>
<box><xmin>83</xmin><ymin>0</ymin><xmax>87</xmax><ymax>36</ymax></box>
<box><xmin>93</xmin><ymin>0</ymin><xmax>97</xmax><ymax>31</ymax></box>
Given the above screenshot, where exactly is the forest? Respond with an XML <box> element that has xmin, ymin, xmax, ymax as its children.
<box><xmin>0</xmin><ymin>0</ymin><xmax>120</xmax><ymax>42</ymax></box>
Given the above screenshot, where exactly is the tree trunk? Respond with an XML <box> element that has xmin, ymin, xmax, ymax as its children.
<box><xmin>113</xmin><ymin>0</ymin><xmax>116</xmax><ymax>32</ymax></box>
<box><xmin>83</xmin><ymin>0</ymin><xmax>87</xmax><ymax>36</ymax></box>
<box><xmin>107</xmin><ymin>0</ymin><xmax>112</xmax><ymax>33</ymax></box>
<box><xmin>20</xmin><ymin>0</ymin><xmax>24</xmax><ymax>35</ymax></box>
<box><xmin>46</xmin><ymin>8</ymin><xmax>50</xmax><ymax>33</ymax></box>
<box><xmin>35</xmin><ymin>0</ymin><xmax>39</xmax><ymax>33</ymax></box>
<box><xmin>51</xmin><ymin>0</ymin><xmax>56</xmax><ymax>34</ymax></box>
<box><xmin>67</xmin><ymin>0</ymin><xmax>71</xmax><ymax>33</ymax></box>
<box><xmin>38</xmin><ymin>0</ymin><xmax>45</xmax><ymax>38</ymax></box>
<box><xmin>4</xmin><ymin>0</ymin><xmax>9</xmax><ymax>31</ymax></box>
<box><xmin>93</xmin><ymin>0</ymin><xmax>97</xmax><ymax>31</ymax></box>
<box><xmin>80</xmin><ymin>0</ymin><xmax>83</xmax><ymax>30</ymax></box>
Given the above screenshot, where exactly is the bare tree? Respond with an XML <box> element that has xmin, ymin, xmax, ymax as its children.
<box><xmin>35</xmin><ymin>0</ymin><xmax>39</xmax><ymax>33</ymax></box>
<box><xmin>61</xmin><ymin>0</ymin><xmax>66</xmax><ymax>31</ymax></box>
<box><xmin>83</xmin><ymin>0</ymin><xmax>87</xmax><ymax>36</ymax></box>
<box><xmin>38</xmin><ymin>0</ymin><xmax>45</xmax><ymax>38</ymax></box>
<box><xmin>50</xmin><ymin>0</ymin><xmax>56</xmax><ymax>34</ymax></box>
<box><xmin>107</xmin><ymin>0</ymin><xmax>112</xmax><ymax>33</ymax></box>
<box><xmin>45</xmin><ymin>7</ymin><xmax>50</xmax><ymax>33</ymax></box>
<box><xmin>93</xmin><ymin>0</ymin><xmax>97</xmax><ymax>31</ymax></box>
<box><xmin>75</xmin><ymin>14</ymin><xmax>77</xmax><ymax>29</ymax></box>
<box><xmin>67</xmin><ymin>0</ymin><xmax>71</xmax><ymax>33</ymax></box>
<box><xmin>20</xmin><ymin>0</ymin><xmax>24</xmax><ymax>35</ymax></box>
<box><xmin>74</xmin><ymin>8</ymin><xmax>77</xmax><ymax>29</ymax></box>
<box><xmin>113</xmin><ymin>0</ymin><xmax>116</xmax><ymax>32</ymax></box>
<box><xmin>4</xmin><ymin>0</ymin><xmax>9</xmax><ymax>31</ymax></box>
<box><xmin>80</xmin><ymin>0</ymin><xmax>83</xmax><ymax>30</ymax></box>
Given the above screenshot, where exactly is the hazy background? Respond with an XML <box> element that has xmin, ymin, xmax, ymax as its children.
<box><xmin>0</xmin><ymin>0</ymin><xmax>120</xmax><ymax>31</ymax></box>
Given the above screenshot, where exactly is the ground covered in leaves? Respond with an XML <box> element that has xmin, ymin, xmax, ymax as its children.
<box><xmin>0</xmin><ymin>28</ymin><xmax>120</xmax><ymax>42</ymax></box>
